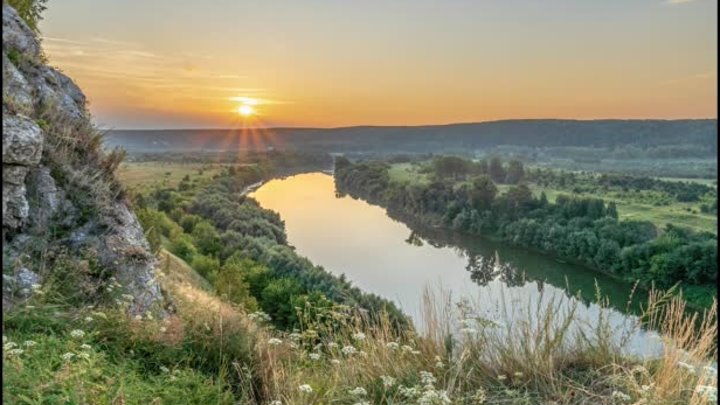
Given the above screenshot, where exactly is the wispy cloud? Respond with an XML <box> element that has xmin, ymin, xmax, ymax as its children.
<box><xmin>659</xmin><ymin>71</ymin><xmax>715</xmax><ymax>86</ymax></box>
<box><xmin>663</xmin><ymin>0</ymin><xmax>697</xmax><ymax>5</ymax></box>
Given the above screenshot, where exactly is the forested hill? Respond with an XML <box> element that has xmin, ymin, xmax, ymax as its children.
<box><xmin>106</xmin><ymin>119</ymin><xmax>717</xmax><ymax>153</ymax></box>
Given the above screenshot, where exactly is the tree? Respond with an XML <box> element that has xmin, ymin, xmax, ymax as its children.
<box><xmin>469</xmin><ymin>175</ymin><xmax>497</xmax><ymax>211</ymax></box>
<box><xmin>505</xmin><ymin>160</ymin><xmax>525</xmax><ymax>184</ymax></box>
<box><xmin>214</xmin><ymin>262</ymin><xmax>258</xmax><ymax>310</ymax></box>
<box><xmin>489</xmin><ymin>157</ymin><xmax>506</xmax><ymax>183</ymax></box>
<box><xmin>192</xmin><ymin>220</ymin><xmax>222</xmax><ymax>255</ymax></box>
<box><xmin>433</xmin><ymin>156</ymin><xmax>471</xmax><ymax>180</ymax></box>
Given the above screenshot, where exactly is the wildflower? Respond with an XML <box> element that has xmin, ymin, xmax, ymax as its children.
<box><xmin>611</xmin><ymin>391</ymin><xmax>631</xmax><ymax>402</ymax></box>
<box><xmin>4</xmin><ymin>341</ymin><xmax>17</xmax><ymax>350</ymax></box>
<box><xmin>497</xmin><ymin>375</ymin><xmax>507</xmax><ymax>381</ymax></box>
<box><xmin>69</xmin><ymin>329</ymin><xmax>85</xmax><ymax>339</ymax></box>
<box><xmin>298</xmin><ymin>384</ymin><xmax>313</xmax><ymax>393</ymax></box>
<box><xmin>342</xmin><ymin>345</ymin><xmax>357</xmax><ymax>355</ymax></box>
<box><xmin>145</xmin><ymin>311</ymin><xmax>154</xmax><ymax>320</ymax></box>
<box><xmin>435</xmin><ymin>355</ymin><xmax>444</xmax><ymax>368</ymax></box>
<box><xmin>61</xmin><ymin>352</ymin><xmax>76</xmax><ymax>361</ymax></box>
<box><xmin>268</xmin><ymin>338</ymin><xmax>282</xmax><ymax>346</ymax></box>
<box><xmin>411</xmin><ymin>349</ymin><xmax>421</xmax><ymax>355</ymax></box>
<box><xmin>471</xmin><ymin>388</ymin><xmax>487</xmax><ymax>404</ymax></box>
<box><xmin>6</xmin><ymin>348</ymin><xmax>24</xmax><ymax>356</ymax></box>
<box><xmin>289</xmin><ymin>333</ymin><xmax>302</xmax><ymax>341</ymax></box>
<box><xmin>352</xmin><ymin>332</ymin><xmax>366</xmax><ymax>341</ymax></box>
<box><xmin>677</xmin><ymin>361</ymin><xmax>696</xmax><ymax>374</ymax></box>
<box><xmin>331</xmin><ymin>359</ymin><xmax>341</xmax><ymax>365</ymax></box>
<box><xmin>309</xmin><ymin>353</ymin><xmax>321</xmax><ymax>361</ymax></box>
<box><xmin>31</xmin><ymin>284</ymin><xmax>42</xmax><ymax>291</ymax></box>
<box><xmin>160</xmin><ymin>366</ymin><xmax>170</xmax><ymax>373</ymax></box>
<box><xmin>386</xmin><ymin>342</ymin><xmax>400</xmax><ymax>350</ymax></box>
<box><xmin>349</xmin><ymin>387</ymin><xmax>367</xmax><ymax>396</ymax></box>
<box><xmin>84</xmin><ymin>317</ymin><xmax>93</xmax><ymax>323</ymax></box>
<box><xmin>77</xmin><ymin>352</ymin><xmax>91</xmax><ymax>360</ymax></box>
<box><xmin>327</xmin><ymin>342</ymin><xmax>339</xmax><ymax>348</ymax></box>
<box><xmin>270</xmin><ymin>401</ymin><xmax>282</xmax><ymax>405</ymax></box>
<box><xmin>380</xmin><ymin>375</ymin><xmax>396</xmax><ymax>388</ymax></box>
<box><xmin>420</xmin><ymin>371</ymin><xmax>437</xmax><ymax>385</ymax></box>
<box><xmin>289</xmin><ymin>342</ymin><xmax>298</xmax><ymax>349</ymax></box>
<box><xmin>159</xmin><ymin>326</ymin><xmax>167</xmax><ymax>333</ymax></box>
<box><xmin>401</xmin><ymin>344</ymin><xmax>414</xmax><ymax>353</ymax></box>
<box><xmin>23</xmin><ymin>340</ymin><xmax>36</xmax><ymax>347</ymax></box>
<box><xmin>134</xmin><ymin>315</ymin><xmax>142</xmax><ymax>321</ymax></box>
<box><xmin>513</xmin><ymin>372</ymin><xmax>523</xmax><ymax>378</ymax></box>
<box><xmin>358</xmin><ymin>350</ymin><xmax>368</xmax><ymax>358</ymax></box>
<box><xmin>80</xmin><ymin>344</ymin><xmax>92</xmax><ymax>350</ymax></box>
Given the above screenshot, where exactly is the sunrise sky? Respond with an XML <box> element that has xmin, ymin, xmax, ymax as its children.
<box><xmin>40</xmin><ymin>0</ymin><xmax>717</xmax><ymax>129</ymax></box>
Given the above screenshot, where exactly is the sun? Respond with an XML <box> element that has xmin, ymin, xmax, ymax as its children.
<box><xmin>237</xmin><ymin>104</ymin><xmax>255</xmax><ymax>117</ymax></box>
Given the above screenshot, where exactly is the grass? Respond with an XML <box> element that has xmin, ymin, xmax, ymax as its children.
<box><xmin>387</xmin><ymin>161</ymin><xmax>716</xmax><ymax>233</ymax></box>
<box><xmin>494</xmin><ymin>184</ymin><xmax>717</xmax><ymax>234</ymax></box>
<box><xmin>4</xmin><ymin>249</ymin><xmax>717</xmax><ymax>404</ymax></box>
<box><xmin>117</xmin><ymin>161</ymin><xmax>256</xmax><ymax>192</ymax></box>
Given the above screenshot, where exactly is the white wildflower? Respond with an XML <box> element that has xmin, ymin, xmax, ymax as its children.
<box><xmin>380</xmin><ymin>375</ymin><xmax>396</xmax><ymax>388</ymax></box>
<box><xmin>268</xmin><ymin>338</ymin><xmax>282</xmax><ymax>346</ymax></box>
<box><xmin>77</xmin><ymin>352</ymin><xmax>91</xmax><ymax>360</ymax></box>
<box><xmin>342</xmin><ymin>345</ymin><xmax>357</xmax><ymax>355</ymax></box>
<box><xmin>23</xmin><ymin>340</ymin><xmax>36</xmax><ymax>347</ymax></box>
<box><xmin>309</xmin><ymin>353</ymin><xmax>321</xmax><ymax>361</ymax></box>
<box><xmin>80</xmin><ymin>344</ymin><xmax>92</xmax><ymax>350</ymax></box>
<box><xmin>160</xmin><ymin>366</ymin><xmax>170</xmax><ymax>373</ymax></box>
<box><xmin>611</xmin><ymin>391</ymin><xmax>631</xmax><ymax>402</ymax></box>
<box><xmin>401</xmin><ymin>344</ymin><xmax>414</xmax><ymax>353</ymax></box>
<box><xmin>4</xmin><ymin>341</ymin><xmax>17</xmax><ymax>350</ymax></box>
<box><xmin>497</xmin><ymin>375</ymin><xmax>507</xmax><ymax>381</ymax></box>
<box><xmin>513</xmin><ymin>372</ymin><xmax>523</xmax><ymax>378</ymax></box>
<box><xmin>159</xmin><ymin>326</ymin><xmax>167</xmax><ymax>333</ymax></box>
<box><xmin>134</xmin><ymin>315</ymin><xmax>142</xmax><ymax>321</ymax></box>
<box><xmin>6</xmin><ymin>348</ymin><xmax>24</xmax><ymax>356</ymax></box>
<box><xmin>69</xmin><ymin>329</ymin><xmax>85</xmax><ymax>339</ymax></box>
<box><xmin>349</xmin><ymin>387</ymin><xmax>367</xmax><ymax>396</ymax></box>
<box><xmin>270</xmin><ymin>401</ymin><xmax>282</xmax><ymax>405</ymax></box>
<box><xmin>352</xmin><ymin>332</ymin><xmax>366</xmax><ymax>341</ymax></box>
<box><xmin>298</xmin><ymin>384</ymin><xmax>313</xmax><ymax>393</ymax></box>
<box><xmin>703</xmin><ymin>365</ymin><xmax>717</xmax><ymax>377</ymax></box>
<box><xmin>331</xmin><ymin>359</ymin><xmax>341</xmax><ymax>365</ymax></box>
<box><xmin>327</xmin><ymin>342</ymin><xmax>339</xmax><ymax>348</ymax></box>
<box><xmin>289</xmin><ymin>333</ymin><xmax>302</xmax><ymax>341</ymax></box>
<box><xmin>84</xmin><ymin>317</ymin><xmax>93</xmax><ymax>323</ymax></box>
<box><xmin>61</xmin><ymin>352</ymin><xmax>76</xmax><ymax>361</ymax></box>
<box><xmin>696</xmin><ymin>385</ymin><xmax>717</xmax><ymax>402</ymax></box>
<box><xmin>677</xmin><ymin>361</ymin><xmax>696</xmax><ymax>374</ymax></box>
<box><xmin>420</xmin><ymin>371</ymin><xmax>437</xmax><ymax>385</ymax></box>
<box><xmin>386</xmin><ymin>341</ymin><xmax>400</xmax><ymax>350</ymax></box>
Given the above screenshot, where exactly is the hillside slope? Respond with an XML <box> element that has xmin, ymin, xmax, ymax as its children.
<box><xmin>2</xmin><ymin>3</ymin><xmax>162</xmax><ymax>313</ymax></box>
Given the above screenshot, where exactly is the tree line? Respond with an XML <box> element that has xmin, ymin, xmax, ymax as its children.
<box><xmin>335</xmin><ymin>157</ymin><xmax>717</xmax><ymax>309</ymax></box>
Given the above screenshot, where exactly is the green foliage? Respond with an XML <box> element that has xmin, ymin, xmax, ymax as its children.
<box><xmin>6</xmin><ymin>0</ymin><xmax>48</xmax><ymax>32</ymax></box>
<box><xmin>190</xmin><ymin>254</ymin><xmax>220</xmax><ymax>280</ymax></box>
<box><xmin>336</xmin><ymin>159</ymin><xmax>717</xmax><ymax>309</ymax></box>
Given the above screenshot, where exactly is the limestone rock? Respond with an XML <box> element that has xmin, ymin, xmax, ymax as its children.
<box><xmin>2</xmin><ymin>52</ymin><xmax>34</xmax><ymax>114</ymax></box>
<box><xmin>2</xmin><ymin>4</ymin><xmax>40</xmax><ymax>59</ymax></box>
<box><xmin>2</xmin><ymin>114</ymin><xmax>43</xmax><ymax>165</ymax></box>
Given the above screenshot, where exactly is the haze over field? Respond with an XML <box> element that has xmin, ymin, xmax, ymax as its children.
<box><xmin>41</xmin><ymin>0</ymin><xmax>717</xmax><ymax>129</ymax></box>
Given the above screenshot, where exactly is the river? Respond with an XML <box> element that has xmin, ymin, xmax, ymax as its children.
<box><xmin>250</xmin><ymin>172</ymin><xmax>662</xmax><ymax>356</ymax></box>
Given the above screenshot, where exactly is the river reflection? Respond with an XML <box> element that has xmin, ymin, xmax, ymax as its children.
<box><xmin>250</xmin><ymin>172</ymin><xmax>662</xmax><ymax>357</ymax></box>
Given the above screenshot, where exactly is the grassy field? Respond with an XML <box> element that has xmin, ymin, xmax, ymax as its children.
<box><xmin>118</xmin><ymin>162</ymin><xmax>254</xmax><ymax>191</ymax></box>
<box><xmin>388</xmin><ymin>163</ymin><xmax>717</xmax><ymax>234</ymax></box>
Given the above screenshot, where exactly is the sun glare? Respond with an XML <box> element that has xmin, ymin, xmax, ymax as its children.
<box><xmin>238</xmin><ymin>104</ymin><xmax>255</xmax><ymax>117</ymax></box>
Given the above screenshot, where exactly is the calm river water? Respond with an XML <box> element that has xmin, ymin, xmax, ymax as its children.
<box><xmin>251</xmin><ymin>172</ymin><xmax>662</xmax><ymax>356</ymax></box>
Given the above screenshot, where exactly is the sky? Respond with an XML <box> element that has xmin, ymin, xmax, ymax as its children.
<box><xmin>40</xmin><ymin>0</ymin><xmax>717</xmax><ymax>129</ymax></box>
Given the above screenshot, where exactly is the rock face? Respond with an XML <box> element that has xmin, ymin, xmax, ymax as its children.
<box><xmin>2</xmin><ymin>4</ymin><xmax>163</xmax><ymax>314</ymax></box>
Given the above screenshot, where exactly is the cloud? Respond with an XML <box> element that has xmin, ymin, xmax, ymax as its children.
<box><xmin>664</xmin><ymin>0</ymin><xmax>696</xmax><ymax>5</ymax></box>
<box><xmin>659</xmin><ymin>71</ymin><xmax>715</xmax><ymax>86</ymax></box>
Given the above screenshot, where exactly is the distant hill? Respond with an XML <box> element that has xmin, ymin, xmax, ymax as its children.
<box><xmin>105</xmin><ymin>119</ymin><xmax>717</xmax><ymax>155</ymax></box>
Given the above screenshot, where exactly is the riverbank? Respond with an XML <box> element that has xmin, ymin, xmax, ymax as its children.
<box><xmin>334</xmin><ymin>159</ymin><xmax>717</xmax><ymax>311</ymax></box>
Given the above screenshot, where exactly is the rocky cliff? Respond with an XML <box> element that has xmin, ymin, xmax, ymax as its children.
<box><xmin>2</xmin><ymin>3</ymin><xmax>163</xmax><ymax>314</ymax></box>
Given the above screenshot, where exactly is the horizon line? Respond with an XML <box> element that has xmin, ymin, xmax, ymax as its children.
<box><xmin>104</xmin><ymin>116</ymin><xmax>719</xmax><ymax>132</ymax></box>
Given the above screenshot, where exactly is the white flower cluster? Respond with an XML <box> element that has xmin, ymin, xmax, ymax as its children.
<box><xmin>248</xmin><ymin>311</ymin><xmax>272</xmax><ymax>322</ymax></box>
<box><xmin>398</xmin><ymin>371</ymin><xmax>451</xmax><ymax>405</ymax></box>
<box><xmin>268</xmin><ymin>338</ymin><xmax>282</xmax><ymax>346</ymax></box>
<box><xmin>348</xmin><ymin>387</ymin><xmax>367</xmax><ymax>396</ymax></box>
<box><xmin>309</xmin><ymin>353</ymin><xmax>321</xmax><ymax>361</ymax></box>
<box><xmin>611</xmin><ymin>390</ymin><xmax>631</xmax><ymax>402</ymax></box>
<box><xmin>386</xmin><ymin>341</ymin><xmax>400</xmax><ymax>350</ymax></box>
<box><xmin>352</xmin><ymin>332</ymin><xmax>366</xmax><ymax>341</ymax></box>
<box><xmin>69</xmin><ymin>329</ymin><xmax>85</xmax><ymax>339</ymax></box>
<box><xmin>380</xmin><ymin>375</ymin><xmax>396</xmax><ymax>388</ymax></box>
<box><xmin>298</xmin><ymin>384</ymin><xmax>313</xmax><ymax>393</ymax></box>
<box><xmin>695</xmin><ymin>385</ymin><xmax>717</xmax><ymax>402</ymax></box>
<box><xmin>342</xmin><ymin>345</ymin><xmax>357</xmax><ymax>355</ymax></box>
